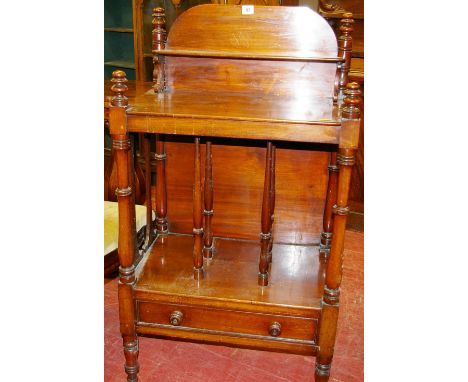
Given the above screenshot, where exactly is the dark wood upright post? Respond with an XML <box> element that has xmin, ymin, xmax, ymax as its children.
<box><xmin>152</xmin><ymin>7</ymin><xmax>168</xmax><ymax>235</ymax></box>
<box><xmin>154</xmin><ymin>134</ymin><xmax>168</xmax><ymax>234</ymax></box>
<box><xmin>152</xmin><ymin>7</ymin><xmax>166</xmax><ymax>93</ymax></box>
<box><xmin>267</xmin><ymin>144</ymin><xmax>276</xmax><ymax>263</ymax></box>
<box><xmin>143</xmin><ymin>133</ymin><xmax>153</xmax><ymax>249</ymax></box>
<box><xmin>258</xmin><ymin>142</ymin><xmax>273</xmax><ymax>286</ymax></box>
<box><xmin>319</xmin><ymin>152</ymin><xmax>338</xmax><ymax>260</ymax></box>
<box><xmin>315</xmin><ymin>82</ymin><xmax>362</xmax><ymax>382</ymax></box>
<box><xmin>337</xmin><ymin>12</ymin><xmax>354</xmax><ymax>105</ymax></box>
<box><xmin>109</xmin><ymin>70</ymin><xmax>140</xmax><ymax>382</ymax></box>
<box><xmin>193</xmin><ymin>138</ymin><xmax>204</xmax><ymax>280</ymax></box>
<box><xmin>203</xmin><ymin>141</ymin><xmax>214</xmax><ymax>259</ymax></box>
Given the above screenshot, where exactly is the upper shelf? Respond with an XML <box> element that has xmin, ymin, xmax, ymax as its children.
<box><xmin>155</xmin><ymin>49</ymin><xmax>343</xmax><ymax>63</ymax></box>
<box><xmin>104</xmin><ymin>81</ymin><xmax>341</xmax><ymax>144</ymax></box>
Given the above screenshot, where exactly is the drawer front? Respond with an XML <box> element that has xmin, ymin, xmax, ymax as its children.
<box><xmin>137</xmin><ymin>301</ymin><xmax>317</xmax><ymax>341</ymax></box>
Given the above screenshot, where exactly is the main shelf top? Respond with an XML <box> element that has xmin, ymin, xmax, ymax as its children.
<box><xmin>135</xmin><ymin>235</ymin><xmax>326</xmax><ymax>317</ymax></box>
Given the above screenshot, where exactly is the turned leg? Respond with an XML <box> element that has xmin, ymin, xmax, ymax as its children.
<box><xmin>193</xmin><ymin>138</ymin><xmax>204</xmax><ymax>279</ymax></box>
<box><xmin>267</xmin><ymin>144</ymin><xmax>276</xmax><ymax>264</ymax></box>
<box><xmin>155</xmin><ymin>134</ymin><xmax>168</xmax><ymax>234</ymax></box>
<box><xmin>109</xmin><ymin>71</ymin><xmax>140</xmax><ymax>382</ymax></box>
<box><xmin>203</xmin><ymin>141</ymin><xmax>214</xmax><ymax>259</ymax></box>
<box><xmin>319</xmin><ymin>151</ymin><xmax>338</xmax><ymax>261</ymax></box>
<box><xmin>258</xmin><ymin>142</ymin><xmax>273</xmax><ymax>286</ymax></box>
<box><xmin>315</xmin><ymin>148</ymin><xmax>354</xmax><ymax>381</ymax></box>
<box><xmin>315</xmin><ymin>83</ymin><xmax>361</xmax><ymax>382</ymax></box>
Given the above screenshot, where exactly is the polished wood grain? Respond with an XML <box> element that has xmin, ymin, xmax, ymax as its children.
<box><xmin>137</xmin><ymin>301</ymin><xmax>317</xmax><ymax>341</ymax></box>
<box><xmin>162</xmin><ymin>138</ymin><xmax>330</xmax><ymax>244</ymax></box>
<box><xmin>135</xmin><ymin>234</ymin><xmax>325</xmax><ymax>315</ymax></box>
<box><xmin>104</xmin><ymin>83</ymin><xmax>340</xmax><ymax>143</ymax></box>
<box><xmin>167</xmin><ymin>5</ymin><xmax>337</xmax><ymax>57</ymax></box>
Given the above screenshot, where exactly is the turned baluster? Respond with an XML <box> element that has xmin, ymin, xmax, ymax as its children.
<box><xmin>155</xmin><ymin>134</ymin><xmax>168</xmax><ymax>234</ymax></box>
<box><xmin>337</xmin><ymin>12</ymin><xmax>354</xmax><ymax>105</ymax></box>
<box><xmin>193</xmin><ymin>138</ymin><xmax>204</xmax><ymax>280</ymax></box>
<box><xmin>267</xmin><ymin>144</ymin><xmax>276</xmax><ymax>263</ymax></box>
<box><xmin>258</xmin><ymin>142</ymin><xmax>273</xmax><ymax>286</ymax></box>
<box><xmin>143</xmin><ymin>133</ymin><xmax>153</xmax><ymax>249</ymax></box>
<box><xmin>152</xmin><ymin>7</ymin><xmax>168</xmax><ymax>235</ymax></box>
<box><xmin>109</xmin><ymin>70</ymin><xmax>140</xmax><ymax>382</ymax></box>
<box><xmin>152</xmin><ymin>7</ymin><xmax>166</xmax><ymax>93</ymax></box>
<box><xmin>319</xmin><ymin>152</ymin><xmax>338</xmax><ymax>260</ymax></box>
<box><xmin>315</xmin><ymin>82</ymin><xmax>362</xmax><ymax>382</ymax></box>
<box><xmin>203</xmin><ymin>141</ymin><xmax>214</xmax><ymax>259</ymax></box>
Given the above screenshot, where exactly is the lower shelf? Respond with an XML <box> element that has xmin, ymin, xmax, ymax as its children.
<box><xmin>134</xmin><ymin>234</ymin><xmax>325</xmax><ymax>354</ymax></box>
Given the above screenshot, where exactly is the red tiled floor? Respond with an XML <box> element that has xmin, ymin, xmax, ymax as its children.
<box><xmin>105</xmin><ymin>230</ymin><xmax>363</xmax><ymax>381</ymax></box>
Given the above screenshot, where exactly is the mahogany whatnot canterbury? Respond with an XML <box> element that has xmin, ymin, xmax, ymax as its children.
<box><xmin>106</xmin><ymin>5</ymin><xmax>362</xmax><ymax>382</ymax></box>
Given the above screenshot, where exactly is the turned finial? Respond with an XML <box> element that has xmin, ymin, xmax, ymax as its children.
<box><xmin>152</xmin><ymin>7</ymin><xmax>166</xmax><ymax>52</ymax></box>
<box><xmin>152</xmin><ymin>7</ymin><xmax>167</xmax><ymax>93</ymax></box>
<box><xmin>339</xmin><ymin>12</ymin><xmax>354</xmax><ymax>38</ymax></box>
<box><xmin>342</xmin><ymin>82</ymin><xmax>361</xmax><ymax>119</ymax></box>
<box><xmin>111</xmin><ymin>70</ymin><xmax>128</xmax><ymax>108</ymax></box>
<box><xmin>336</xmin><ymin>12</ymin><xmax>354</xmax><ymax>105</ymax></box>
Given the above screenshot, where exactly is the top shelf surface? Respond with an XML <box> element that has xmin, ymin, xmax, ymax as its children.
<box><xmin>104</xmin><ymin>81</ymin><xmax>341</xmax><ymax>144</ymax></box>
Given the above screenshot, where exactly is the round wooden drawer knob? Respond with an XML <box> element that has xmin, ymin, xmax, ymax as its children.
<box><xmin>269</xmin><ymin>321</ymin><xmax>282</xmax><ymax>337</ymax></box>
<box><xmin>169</xmin><ymin>311</ymin><xmax>184</xmax><ymax>326</ymax></box>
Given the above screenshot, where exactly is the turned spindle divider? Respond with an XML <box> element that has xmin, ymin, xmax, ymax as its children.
<box><xmin>203</xmin><ymin>140</ymin><xmax>214</xmax><ymax>259</ymax></box>
<box><xmin>106</xmin><ymin>5</ymin><xmax>361</xmax><ymax>382</ymax></box>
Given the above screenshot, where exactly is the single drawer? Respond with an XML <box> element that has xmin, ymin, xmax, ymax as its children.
<box><xmin>137</xmin><ymin>301</ymin><xmax>317</xmax><ymax>341</ymax></box>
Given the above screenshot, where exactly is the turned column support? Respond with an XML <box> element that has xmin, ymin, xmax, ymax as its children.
<box><xmin>152</xmin><ymin>7</ymin><xmax>166</xmax><ymax>93</ymax></box>
<box><xmin>258</xmin><ymin>142</ymin><xmax>274</xmax><ymax>286</ymax></box>
<box><xmin>267</xmin><ymin>144</ymin><xmax>276</xmax><ymax>263</ymax></box>
<box><xmin>316</xmin><ymin>82</ymin><xmax>361</xmax><ymax>382</ymax></box>
<box><xmin>109</xmin><ymin>70</ymin><xmax>140</xmax><ymax>382</ymax></box>
<box><xmin>203</xmin><ymin>141</ymin><xmax>214</xmax><ymax>259</ymax></box>
<box><xmin>154</xmin><ymin>134</ymin><xmax>168</xmax><ymax>234</ymax></box>
<box><xmin>193</xmin><ymin>138</ymin><xmax>204</xmax><ymax>280</ymax></box>
<box><xmin>319</xmin><ymin>151</ymin><xmax>338</xmax><ymax>260</ymax></box>
<box><xmin>143</xmin><ymin>133</ymin><xmax>154</xmax><ymax>250</ymax></box>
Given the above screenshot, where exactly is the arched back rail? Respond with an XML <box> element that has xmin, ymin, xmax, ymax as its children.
<box><xmin>152</xmin><ymin>5</ymin><xmax>340</xmax><ymax>111</ymax></box>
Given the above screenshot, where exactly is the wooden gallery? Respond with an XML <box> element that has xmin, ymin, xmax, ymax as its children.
<box><xmin>104</xmin><ymin>1</ymin><xmax>364</xmax><ymax>381</ymax></box>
